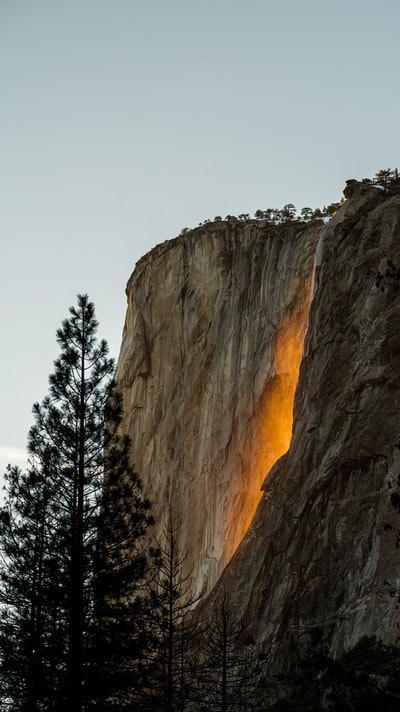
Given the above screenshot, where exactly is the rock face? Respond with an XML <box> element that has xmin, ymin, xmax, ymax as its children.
<box><xmin>210</xmin><ymin>189</ymin><xmax>400</xmax><ymax>670</ymax></box>
<box><xmin>115</xmin><ymin>220</ymin><xmax>320</xmax><ymax>596</ymax></box>
<box><xmin>115</xmin><ymin>189</ymin><xmax>400</xmax><ymax>670</ymax></box>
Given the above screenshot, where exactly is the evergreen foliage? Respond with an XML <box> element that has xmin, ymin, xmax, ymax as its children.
<box><xmin>0</xmin><ymin>295</ymin><xmax>156</xmax><ymax>711</ymax></box>
<box><xmin>195</xmin><ymin>592</ymin><xmax>256</xmax><ymax>712</ymax></box>
<box><xmin>373</xmin><ymin>167</ymin><xmax>400</xmax><ymax>192</ymax></box>
<box><xmin>85</xmin><ymin>390</ymin><xmax>159</xmax><ymax>710</ymax></box>
<box><xmin>0</xmin><ymin>464</ymin><xmax>66</xmax><ymax>710</ymax></box>
<box><xmin>144</xmin><ymin>510</ymin><xmax>200</xmax><ymax>712</ymax></box>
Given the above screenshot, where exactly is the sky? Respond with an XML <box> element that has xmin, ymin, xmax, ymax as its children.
<box><xmin>1</xmin><ymin>0</ymin><xmax>399</xmax><ymax>473</ymax></box>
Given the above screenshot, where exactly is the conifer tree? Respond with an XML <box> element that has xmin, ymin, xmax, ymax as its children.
<box><xmin>0</xmin><ymin>463</ymin><xmax>65</xmax><ymax>710</ymax></box>
<box><xmin>373</xmin><ymin>168</ymin><xmax>394</xmax><ymax>190</ymax></box>
<box><xmin>85</xmin><ymin>388</ymin><xmax>159</xmax><ymax>711</ymax></box>
<box><xmin>144</xmin><ymin>511</ymin><xmax>200</xmax><ymax>712</ymax></box>
<box><xmin>0</xmin><ymin>294</ymin><xmax>157</xmax><ymax>711</ymax></box>
<box><xmin>26</xmin><ymin>294</ymin><xmax>115</xmax><ymax>710</ymax></box>
<box><xmin>196</xmin><ymin>592</ymin><xmax>255</xmax><ymax>712</ymax></box>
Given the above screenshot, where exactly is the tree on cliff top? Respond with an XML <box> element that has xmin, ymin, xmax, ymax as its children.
<box><xmin>0</xmin><ymin>295</ymin><xmax>157</xmax><ymax>711</ymax></box>
<box><xmin>373</xmin><ymin>168</ymin><xmax>400</xmax><ymax>192</ymax></box>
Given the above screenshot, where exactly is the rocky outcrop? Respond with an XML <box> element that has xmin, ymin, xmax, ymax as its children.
<box><xmin>115</xmin><ymin>220</ymin><xmax>321</xmax><ymax>596</ymax></box>
<box><xmin>342</xmin><ymin>178</ymin><xmax>382</xmax><ymax>199</ymax></box>
<box><xmin>211</xmin><ymin>189</ymin><xmax>400</xmax><ymax>670</ymax></box>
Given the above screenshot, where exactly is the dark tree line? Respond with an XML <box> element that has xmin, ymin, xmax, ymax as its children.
<box><xmin>0</xmin><ymin>295</ymin><xmax>255</xmax><ymax>711</ymax></box>
<box><xmin>181</xmin><ymin>202</ymin><xmax>338</xmax><ymax>234</ymax></box>
<box><xmin>180</xmin><ymin>167</ymin><xmax>400</xmax><ymax>236</ymax></box>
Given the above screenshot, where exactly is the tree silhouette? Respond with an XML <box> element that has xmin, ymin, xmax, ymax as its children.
<box><xmin>144</xmin><ymin>510</ymin><xmax>200</xmax><ymax>711</ymax></box>
<box><xmin>0</xmin><ymin>295</ymin><xmax>157</xmax><ymax>711</ymax></box>
<box><xmin>86</xmin><ymin>392</ymin><xmax>158</xmax><ymax>710</ymax></box>
<box><xmin>196</xmin><ymin>592</ymin><xmax>255</xmax><ymax>711</ymax></box>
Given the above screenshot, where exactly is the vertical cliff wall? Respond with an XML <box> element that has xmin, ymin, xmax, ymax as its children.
<box><xmin>116</xmin><ymin>188</ymin><xmax>400</xmax><ymax>670</ymax></box>
<box><xmin>115</xmin><ymin>220</ymin><xmax>321</xmax><ymax>596</ymax></box>
<box><xmin>213</xmin><ymin>189</ymin><xmax>400</xmax><ymax>669</ymax></box>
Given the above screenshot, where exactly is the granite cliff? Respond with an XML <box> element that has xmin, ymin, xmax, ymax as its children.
<box><xmin>115</xmin><ymin>186</ymin><xmax>400</xmax><ymax>670</ymax></box>
<box><xmin>115</xmin><ymin>218</ymin><xmax>321</xmax><ymax>597</ymax></box>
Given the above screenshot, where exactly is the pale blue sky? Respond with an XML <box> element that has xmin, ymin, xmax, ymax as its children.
<box><xmin>1</xmin><ymin>0</ymin><xmax>399</xmax><ymax>471</ymax></box>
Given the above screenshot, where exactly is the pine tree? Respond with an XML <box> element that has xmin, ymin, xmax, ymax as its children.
<box><xmin>280</xmin><ymin>204</ymin><xmax>297</xmax><ymax>222</ymax></box>
<box><xmin>85</xmin><ymin>388</ymin><xmax>159</xmax><ymax>711</ymax></box>
<box><xmin>24</xmin><ymin>294</ymin><xmax>115</xmax><ymax>710</ymax></box>
<box><xmin>0</xmin><ymin>464</ymin><xmax>65</xmax><ymax>710</ymax></box>
<box><xmin>144</xmin><ymin>510</ymin><xmax>200</xmax><ymax>712</ymax></box>
<box><xmin>0</xmin><ymin>294</ymin><xmax>158</xmax><ymax>711</ymax></box>
<box><xmin>196</xmin><ymin>592</ymin><xmax>255</xmax><ymax>712</ymax></box>
<box><xmin>373</xmin><ymin>168</ymin><xmax>394</xmax><ymax>190</ymax></box>
<box><xmin>300</xmin><ymin>207</ymin><xmax>313</xmax><ymax>221</ymax></box>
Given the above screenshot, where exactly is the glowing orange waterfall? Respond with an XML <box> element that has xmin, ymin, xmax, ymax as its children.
<box><xmin>226</xmin><ymin>298</ymin><xmax>311</xmax><ymax>560</ymax></box>
<box><xmin>258</xmin><ymin>312</ymin><xmax>306</xmax><ymax>475</ymax></box>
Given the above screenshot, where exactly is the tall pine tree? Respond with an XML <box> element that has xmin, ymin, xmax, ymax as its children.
<box><xmin>0</xmin><ymin>294</ymin><xmax>157</xmax><ymax>711</ymax></box>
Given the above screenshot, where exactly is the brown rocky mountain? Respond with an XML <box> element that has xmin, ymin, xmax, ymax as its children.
<box><xmin>115</xmin><ymin>185</ymin><xmax>400</xmax><ymax>672</ymax></box>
